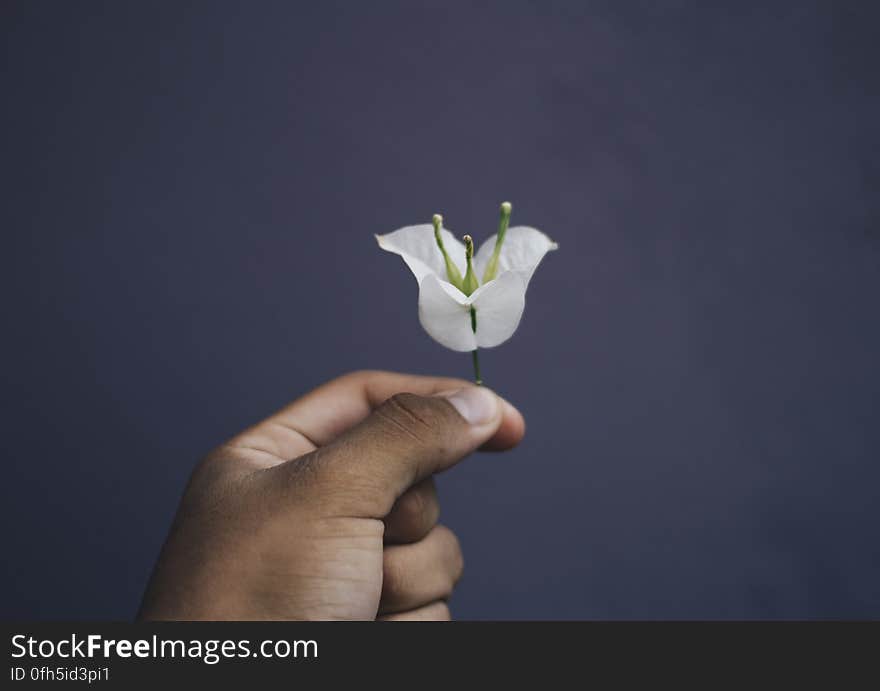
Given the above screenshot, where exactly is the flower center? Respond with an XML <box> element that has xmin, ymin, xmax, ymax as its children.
<box><xmin>460</xmin><ymin>235</ymin><xmax>479</xmax><ymax>296</ymax></box>
<box><xmin>432</xmin><ymin>201</ymin><xmax>512</xmax><ymax>295</ymax></box>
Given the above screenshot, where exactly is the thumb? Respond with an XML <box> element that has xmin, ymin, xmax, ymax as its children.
<box><xmin>294</xmin><ymin>387</ymin><xmax>503</xmax><ymax>518</ymax></box>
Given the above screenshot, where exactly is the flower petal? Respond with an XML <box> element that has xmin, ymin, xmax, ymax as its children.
<box><xmin>474</xmin><ymin>226</ymin><xmax>558</xmax><ymax>287</ymax></box>
<box><xmin>376</xmin><ymin>225</ymin><xmax>467</xmax><ymax>283</ymax></box>
<box><xmin>418</xmin><ymin>274</ymin><xmax>477</xmax><ymax>352</ymax></box>
<box><xmin>469</xmin><ymin>270</ymin><xmax>527</xmax><ymax>348</ymax></box>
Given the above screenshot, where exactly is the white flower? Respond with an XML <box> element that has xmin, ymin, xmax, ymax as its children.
<box><xmin>376</xmin><ymin>202</ymin><xmax>557</xmax><ymax>352</ymax></box>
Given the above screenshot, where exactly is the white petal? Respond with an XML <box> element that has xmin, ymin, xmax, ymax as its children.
<box><xmin>469</xmin><ymin>270</ymin><xmax>527</xmax><ymax>348</ymax></box>
<box><xmin>474</xmin><ymin>226</ymin><xmax>558</xmax><ymax>286</ymax></box>
<box><xmin>376</xmin><ymin>225</ymin><xmax>467</xmax><ymax>283</ymax></box>
<box><xmin>418</xmin><ymin>274</ymin><xmax>477</xmax><ymax>352</ymax></box>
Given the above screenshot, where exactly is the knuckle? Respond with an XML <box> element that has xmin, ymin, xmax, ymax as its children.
<box><xmin>378</xmin><ymin>394</ymin><xmax>458</xmax><ymax>458</ymax></box>
<box><xmin>386</xmin><ymin>393</ymin><xmax>431</xmax><ymax>421</ymax></box>
<box><xmin>395</xmin><ymin>487</ymin><xmax>426</xmax><ymax>523</ymax></box>
<box><xmin>395</xmin><ymin>482</ymin><xmax>438</xmax><ymax>528</ymax></box>
<box><xmin>381</xmin><ymin>552</ymin><xmax>409</xmax><ymax>598</ymax></box>
<box><xmin>379</xmin><ymin>393</ymin><xmax>435</xmax><ymax>443</ymax></box>
<box><xmin>441</xmin><ymin>526</ymin><xmax>464</xmax><ymax>583</ymax></box>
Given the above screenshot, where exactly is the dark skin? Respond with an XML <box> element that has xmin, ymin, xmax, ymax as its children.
<box><xmin>138</xmin><ymin>370</ymin><xmax>525</xmax><ymax>620</ymax></box>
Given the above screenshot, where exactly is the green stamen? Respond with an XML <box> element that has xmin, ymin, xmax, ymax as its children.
<box><xmin>481</xmin><ymin>201</ymin><xmax>512</xmax><ymax>283</ymax></box>
<box><xmin>432</xmin><ymin>214</ymin><xmax>464</xmax><ymax>290</ymax></box>
<box><xmin>461</xmin><ymin>234</ymin><xmax>479</xmax><ymax>296</ymax></box>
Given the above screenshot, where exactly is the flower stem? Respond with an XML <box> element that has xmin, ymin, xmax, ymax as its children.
<box><xmin>469</xmin><ymin>306</ymin><xmax>482</xmax><ymax>385</ymax></box>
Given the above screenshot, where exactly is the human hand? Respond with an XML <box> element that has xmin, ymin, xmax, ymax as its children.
<box><xmin>138</xmin><ymin>370</ymin><xmax>525</xmax><ymax>620</ymax></box>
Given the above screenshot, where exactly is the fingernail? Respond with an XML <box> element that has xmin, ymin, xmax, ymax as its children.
<box><xmin>441</xmin><ymin>387</ymin><xmax>499</xmax><ymax>426</ymax></box>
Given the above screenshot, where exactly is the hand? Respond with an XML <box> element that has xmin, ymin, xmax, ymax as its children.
<box><xmin>138</xmin><ymin>370</ymin><xmax>525</xmax><ymax>620</ymax></box>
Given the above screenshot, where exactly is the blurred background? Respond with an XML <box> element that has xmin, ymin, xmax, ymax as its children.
<box><xmin>2</xmin><ymin>1</ymin><xmax>878</xmax><ymax>619</ymax></box>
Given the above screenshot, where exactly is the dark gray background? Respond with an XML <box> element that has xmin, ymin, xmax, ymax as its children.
<box><xmin>2</xmin><ymin>1</ymin><xmax>878</xmax><ymax>619</ymax></box>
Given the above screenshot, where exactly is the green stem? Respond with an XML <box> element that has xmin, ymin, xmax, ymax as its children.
<box><xmin>470</xmin><ymin>307</ymin><xmax>482</xmax><ymax>385</ymax></box>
